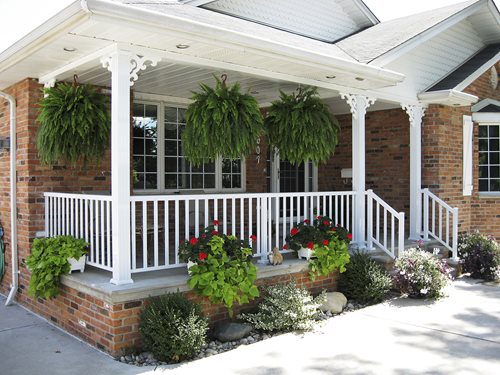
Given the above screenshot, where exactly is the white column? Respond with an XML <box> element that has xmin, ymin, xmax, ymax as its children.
<box><xmin>402</xmin><ymin>104</ymin><xmax>426</xmax><ymax>241</ymax></box>
<box><xmin>340</xmin><ymin>94</ymin><xmax>375</xmax><ymax>248</ymax></box>
<box><xmin>101</xmin><ymin>48</ymin><xmax>160</xmax><ymax>284</ymax></box>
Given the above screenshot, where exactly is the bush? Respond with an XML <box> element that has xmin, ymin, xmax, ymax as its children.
<box><xmin>139</xmin><ymin>293</ymin><xmax>208</xmax><ymax>363</ymax></box>
<box><xmin>308</xmin><ymin>236</ymin><xmax>350</xmax><ymax>281</ymax></box>
<box><xmin>26</xmin><ymin>236</ymin><xmax>88</xmax><ymax>299</ymax></box>
<box><xmin>394</xmin><ymin>248</ymin><xmax>452</xmax><ymax>299</ymax></box>
<box><xmin>459</xmin><ymin>232</ymin><xmax>500</xmax><ymax>281</ymax></box>
<box><xmin>239</xmin><ymin>282</ymin><xmax>326</xmax><ymax>332</ymax></box>
<box><xmin>338</xmin><ymin>251</ymin><xmax>392</xmax><ymax>304</ymax></box>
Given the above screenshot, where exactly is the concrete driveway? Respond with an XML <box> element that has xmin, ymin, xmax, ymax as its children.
<box><xmin>1</xmin><ymin>277</ymin><xmax>499</xmax><ymax>375</ymax></box>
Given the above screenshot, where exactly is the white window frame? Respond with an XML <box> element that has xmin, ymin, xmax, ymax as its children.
<box><xmin>133</xmin><ymin>100</ymin><xmax>246</xmax><ymax>194</ymax></box>
<box><xmin>476</xmin><ymin>121</ymin><xmax>500</xmax><ymax>196</ymax></box>
<box><xmin>463</xmin><ymin>115</ymin><xmax>473</xmax><ymax>196</ymax></box>
<box><xmin>268</xmin><ymin>149</ymin><xmax>318</xmax><ymax>193</ymax></box>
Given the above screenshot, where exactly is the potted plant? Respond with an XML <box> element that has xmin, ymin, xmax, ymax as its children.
<box><xmin>286</xmin><ymin>215</ymin><xmax>352</xmax><ymax>260</ymax></box>
<box><xmin>26</xmin><ymin>235</ymin><xmax>89</xmax><ymax>299</ymax></box>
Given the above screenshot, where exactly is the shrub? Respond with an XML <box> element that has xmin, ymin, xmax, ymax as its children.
<box><xmin>187</xmin><ymin>236</ymin><xmax>259</xmax><ymax>315</ymax></box>
<box><xmin>308</xmin><ymin>236</ymin><xmax>350</xmax><ymax>281</ymax></box>
<box><xmin>338</xmin><ymin>251</ymin><xmax>392</xmax><ymax>304</ymax></box>
<box><xmin>139</xmin><ymin>293</ymin><xmax>208</xmax><ymax>363</ymax></box>
<box><xmin>239</xmin><ymin>282</ymin><xmax>326</xmax><ymax>332</ymax></box>
<box><xmin>26</xmin><ymin>236</ymin><xmax>88</xmax><ymax>299</ymax></box>
<box><xmin>458</xmin><ymin>232</ymin><xmax>500</xmax><ymax>281</ymax></box>
<box><xmin>394</xmin><ymin>248</ymin><xmax>452</xmax><ymax>299</ymax></box>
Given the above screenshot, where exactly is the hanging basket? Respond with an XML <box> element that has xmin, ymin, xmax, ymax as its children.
<box><xmin>182</xmin><ymin>75</ymin><xmax>264</xmax><ymax>166</ymax></box>
<box><xmin>265</xmin><ymin>86</ymin><xmax>340</xmax><ymax>165</ymax></box>
<box><xmin>37</xmin><ymin>78</ymin><xmax>111</xmax><ymax>165</ymax></box>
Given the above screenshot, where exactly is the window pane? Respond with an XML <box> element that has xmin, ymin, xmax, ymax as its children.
<box><xmin>490</xmin><ymin>166</ymin><xmax>500</xmax><ymax>178</ymax></box>
<box><xmin>134</xmin><ymin>173</ymin><xmax>144</xmax><ymax>190</ymax></box>
<box><xmin>479</xmin><ymin>139</ymin><xmax>489</xmax><ymax>151</ymax></box>
<box><xmin>133</xmin><ymin>120</ymin><xmax>144</xmax><ymax>138</ymax></box>
<box><xmin>165</xmin><ymin>174</ymin><xmax>177</xmax><ymax>189</ymax></box>
<box><xmin>204</xmin><ymin>162</ymin><xmax>215</xmax><ymax>173</ymax></box>
<box><xmin>133</xmin><ymin>139</ymin><xmax>144</xmax><ymax>155</ymax></box>
<box><xmin>490</xmin><ymin>179</ymin><xmax>500</xmax><ymax>192</ymax></box>
<box><xmin>165</xmin><ymin>140</ymin><xmax>177</xmax><ymax>156</ymax></box>
<box><xmin>165</xmin><ymin>157</ymin><xmax>176</xmax><ymax>173</ymax></box>
<box><xmin>489</xmin><ymin>126</ymin><xmax>499</xmax><ymax>138</ymax></box>
<box><xmin>479</xmin><ymin>179</ymin><xmax>489</xmax><ymax>191</ymax></box>
<box><xmin>222</xmin><ymin>174</ymin><xmax>231</xmax><ymax>188</ymax></box>
<box><xmin>479</xmin><ymin>166</ymin><xmax>489</xmax><ymax>178</ymax></box>
<box><xmin>479</xmin><ymin>126</ymin><xmax>488</xmax><ymax>137</ymax></box>
<box><xmin>165</xmin><ymin>107</ymin><xmax>177</xmax><ymax>123</ymax></box>
<box><xmin>192</xmin><ymin>174</ymin><xmax>203</xmax><ymax>189</ymax></box>
<box><xmin>146</xmin><ymin>157</ymin><xmax>157</xmax><ymax>172</ymax></box>
<box><xmin>133</xmin><ymin>156</ymin><xmax>144</xmax><ymax>173</ymax></box>
<box><xmin>222</xmin><ymin>159</ymin><xmax>231</xmax><ymax>173</ymax></box>
<box><xmin>178</xmin><ymin>108</ymin><xmax>186</xmax><ymax>123</ymax></box>
<box><xmin>490</xmin><ymin>152</ymin><xmax>499</xmax><ymax>165</ymax></box>
<box><xmin>165</xmin><ymin>123</ymin><xmax>177</xmax><ymax>140</ymax></box>
<box><xmin>205</xmin><ymin>174</ymin><xmax>215</xmax><ymax>188</ymax></box>
<box><xmin>178</xmin><ymin>158</ymin><xmax>190</xmax><ymax>173</ymax></box>
<box><xmin>479</xmin><ymin>152</ymin><xmax>488</xmax><ymax>165</ymax></box>
<box><xmin>145</xmin><ymin>174</ymin><xmax>157</xmax><ymax>189</ymax></box>
<box><xmin>489</xmin><ymin>139</ymin><xmax>499</xmax><ymax>151</ymax></box>
<box><xmin>145</xmin><ymin>139</ymin><xmax>157</xmax><ymax>155</ymax></box>
<box><xmin>178</xmin><ymin>174</ymin><xmax>191</xmax><ymax>189</ymax></box>
<box><xmin>232</xmin><ymin>174</ymin><xmax>241</xmax><ymax>188</ymax></box>
<box><xmin>232</xmin><ymin>159</ymin><xmax>241</xmax><ymax>173</ymax></box>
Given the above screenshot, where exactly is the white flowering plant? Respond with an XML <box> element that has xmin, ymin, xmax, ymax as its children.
<box><xmin>458</xmin><ymin>232</ymin><xmax>500</xmax><ymax>281</ymax></box>
<box><xmin>394</xmin><ymin>248</ymin><xmax>453</xmax><ymax>299</ymax></box>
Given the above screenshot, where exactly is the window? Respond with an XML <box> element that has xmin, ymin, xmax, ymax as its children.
<box><xmin>478</xmin><ymin>124</ymin><xmax>500</xmax><ymax>192</ymax></box>
<box><xmin>133</xmin><ymin>102</ymin><xmax>244</xmax><ymax>192</ymax></box>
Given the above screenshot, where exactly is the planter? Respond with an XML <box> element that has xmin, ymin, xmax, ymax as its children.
<box><xmin>298</xmin><ymin>247</ymin><xmax>316</xmax><ymax>261</ymax></box>
<box><xmin>68</xmin><ymin>255</ymin><xmax>86</xmax><ymax>273</ymax></box>
<box><xmin>187</xmin><ymin>260</ymin><xmax>196</xmax><ymax>274</ymax></box>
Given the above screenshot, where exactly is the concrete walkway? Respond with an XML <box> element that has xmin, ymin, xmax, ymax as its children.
<box><xmin>1</xmin><ymin>277</ymin><xmax>499</xmax><ymax>375</ymax></box>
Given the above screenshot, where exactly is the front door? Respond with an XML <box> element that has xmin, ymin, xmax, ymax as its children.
<box><xmin>267</xmin><ymin>149</ymin><xmax>316</xmax><ymax>193</ymax></box>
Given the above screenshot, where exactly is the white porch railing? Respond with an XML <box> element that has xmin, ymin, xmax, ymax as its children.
<box><xmin>422</xmin><ymin>188</ymin><xmax>459</xmax><ymax>260</ymax></box>
<box><xmin>44</xmin><ymin>193</ymin><xmax>113</xmax><ymax>271</ymax></box>
<box><xmin>366</xmin><ymin>189</ymin><xmax>405</xmax><ymax>259</ymax></box>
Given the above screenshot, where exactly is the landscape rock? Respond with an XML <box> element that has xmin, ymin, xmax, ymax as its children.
<box><xmin>212</xmin><ymin>322</ymin><xmax>253</xmax><ymax>342</ymax></box>
<box><xmin>320</xmin><ymin>292</ymin><xmax>348</xmax><ymax>314</ymax></box>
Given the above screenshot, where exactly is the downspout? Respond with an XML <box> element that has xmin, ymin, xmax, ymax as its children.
<box><xmin>0</xmin><ymin>91</ymin><xmax>18</xmax><ymax>306</ymax></box>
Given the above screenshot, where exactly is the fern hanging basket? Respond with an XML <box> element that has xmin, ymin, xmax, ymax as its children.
<box><xmin>265</xmin><ymin>86</ymin><xmax>340</xmax><ymax>165</ymax></box>
<box><xmin>182</xmin><ymin>75</ymin><xmax>264</xmax><ymax>166</ymax></box>
<box><xmin>37</xmin><ymin>80</ymin><xmax>111</xmax><ymax>165</ymax></box>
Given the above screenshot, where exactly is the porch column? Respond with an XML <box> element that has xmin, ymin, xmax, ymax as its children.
<box><xmin>340</xmin><ymin>94</ymin><xmax>376</xmax><ymax>248</ymax></box>
<box><xmin>101</xmin><ymin>48</ymin><xmax>160</xmax><ymax>284</ymax></box>
<box><xmin>402</xmin><ymin>104</ymin><xmax>426</xmax><ymax>240</ymax></box>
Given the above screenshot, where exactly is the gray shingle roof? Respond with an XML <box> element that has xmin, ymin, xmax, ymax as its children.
<box><xmin>336</xmin><ymin>0</ymin><xmax>480</xmax><ymax>64</ymax></box>
<box><xmin>427</xmin><ymin>43</ymin><xmax>500</xmax><ymax>91</ymax></box>
<box><xmin>478</xmin><ymin>103</ymin><xmax>500</xmax><ymax>112</ymax></box>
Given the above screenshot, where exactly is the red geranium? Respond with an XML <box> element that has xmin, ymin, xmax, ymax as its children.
<box><xmin>306</xmin><ymin>242</ymin><xmax>314</xmax><ymax>250</ymax></box>
<box><xmin>332</xmin><ymin>227</ymin><xmax>337</xmax><ymax>232</ymax></box>
<box><xmin>212</xmin><ymin>230</ymin><xmax>219</xmax><ymax>236</ymax></box>
<box><xmin>201</xmin><ymin>234</ymin><xmax>206</xmax><ymax>239</ymax></box>
<box><xmin>304</xmin><ymin>219</ymin><xmax>310</xmax><ymax>224</ymax></box>
<box><xmin>323</xmin><ymin>239</ymin><xmax>329</xmax><ymax>246</ymax></box>
<box><xmin>317</xmin><ymin>216</ymin><xmax>322</xmax><ymax>219</ymax></box>
<box><xmin>190</xmin><ymin>237</ymin><xmax>198</xmax><ymax>245</ymax></box>
<box><xmin>213</xmin><ymin>220</ymin><xmax>219</xmax><ymax>226</ymax></box>
<box><xmin>323</xmin><ymin>220</ymin><xmax>330</xmax><ymax>226</ymax></box>
<box><xmin>250</xmin><ymin>234</ymin><xmax>257</xmax><ymax>242</ymax></box>
<box><xmin>347</xmin><ymin>233</ymin><xmax>353</xmax><ymax>240</ymax></box>
<box><xmin>198</xmin><ymin>252</ymin><xmax>207</xmax><ymax>261</ymax></box>
<box><xmin>283</xmin><ymin>243</ymin><xmax>289</xmax><ymax>250</ymax></box>
<box><xmin>290</xmin><ymin>227</ymin><xmax>299</xmax><ymax>236</ymax></box>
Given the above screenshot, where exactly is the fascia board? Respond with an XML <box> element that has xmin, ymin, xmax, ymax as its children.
<box><xmin>472</xmin><ymin>98</ymin><xmax>500</xmax><ymax>111</ymax></box>
<box><xmin>472</xmin><ymin>112</ymin><xmax>500</xmax><ymax>122</ymax></box>
<box><xmin>418</xmin><ymin>89</ymin><xmax>479</xmax><ymax>106</ymax></box>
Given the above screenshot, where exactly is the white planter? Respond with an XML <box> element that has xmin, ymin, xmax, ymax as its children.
<box><xmin>68</xmin><ymin>255</ymin><xmax>86</xmax><ymax>273</ymax></box>
<box><xmin>187</xmin><ymin>260</ymin><xmax>196</xmax><ymax>274</ymax></box>
<box><xmin>297</xmin><ymin>247</ymin><xmax>316</xmax><ymax>260</ymax></box>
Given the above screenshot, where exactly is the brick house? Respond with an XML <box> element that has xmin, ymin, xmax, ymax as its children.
<box><xmin>0</xmin><ymin>0</ymin><xmax>499</xmax><ymax>356</ymax></box>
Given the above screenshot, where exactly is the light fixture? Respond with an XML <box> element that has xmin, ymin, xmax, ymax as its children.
<box><xmin>326</xmin><ymin>75</ymin><xmax>336</xmax><ymax>79</ymax></box>
<box><xmin>176</xmin><ymin>44</ymin><xmax>190</xmax><ymax>49</ymax></box>
<box><xmin>63</xmin><ymin>47</ymin><xmax>77</xmax><ymax>52</ymax></box>
<box><xmin>355</xmin><ymin>77</ymin><xmax>364</xmax><ymax>81</ymax></box>
<box><xmin>250</xmin><ymin>90</ymin><xmax>259</xmax><ymax>95</ymax></box>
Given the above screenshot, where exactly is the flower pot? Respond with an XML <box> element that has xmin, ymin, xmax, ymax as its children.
<box><xmin>298</xmin><ymin>247</ymin><xmax>316</xmax><ymax>260</ymax></box>
<box><xmin>68</xmin><ymin>255</ymin><xmax>86</xmax><ymax>273</ymax></box>
<box><xmin>187</xmin><ymin>260</ymin><xmax>196</xmax><ymax>274</ymax></box>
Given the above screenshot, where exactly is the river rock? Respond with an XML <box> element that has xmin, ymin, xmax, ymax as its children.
<box><xmin>213</xmin><ymin>322</ymin><xmax>253</xmax><ymax>342</ymax></box>
<box><xmin>320</xmin><ymin>292</ymin><xmax>348</xmax><ymax>314</ymax></box>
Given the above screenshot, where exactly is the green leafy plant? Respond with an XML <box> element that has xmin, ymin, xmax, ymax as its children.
<box><xmin>182</xmin><ymin>75</ymin><xmax>264</xmax><ymax>166</ymax></box>
<box><xmin>37</xmin><ymin>82</ymin><xmax>110</xmax><ymax>165</ymax></box>
<box><xmin>239</xmin><ymin>282</ymin><xmax>326</xmax><ymax>332</ymax></box>
<box><xmin>338</xmin><ymin>251</ymin><xmax>392</xmax><ymax>304</ymax></box>
<box><xmin>140</xmin><ymin>292</ymin><xmax>208</xmax><ymax>363</ymax></box>
<box><xmin>458</xmin><ymin>232</ymin><xmax>500</xmax><ymax>281</ymax></box>
<box><xmin>308</xmin><ymin>236</ymin><xmax>350</xmax><ymax>281</ymax></box>
<box><xmin>265</xmin><ymin>86</ymin><xmax>340</xmax><ymax>165</ymax></box>
<box><xmin>26</xmin><ymin>236</ymin><xmax>88</xmax><ymax>299</ymax></box>
<box><xmin>394</xmin><ymin>248</ymin><xmax>452</xmax><ymax>299</ymax></box>
<box><xmin>187</xmin><ymin>236</ymin><xmax>259</xmax><ymax>315</ymax></box>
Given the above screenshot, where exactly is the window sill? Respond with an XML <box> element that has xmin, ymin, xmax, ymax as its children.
<box><xmin>478</xmin><ymin>192</ymin><xmax>500</xmax><ymax>199</ymax></box>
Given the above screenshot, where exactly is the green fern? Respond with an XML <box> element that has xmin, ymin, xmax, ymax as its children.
<box><xmin>182</xmin><ymin>76</ymin><xmax>264</xmax><ymax>166</ymax></box>
<box><xmin>37</xmin><ymin>83</ymin><xmax>110</xmax><ymax>165</ymax></box>
<box><xmin>265</xmin><ymin>87</ymin><xmax>340</xmax><ymax>165</ymax></box>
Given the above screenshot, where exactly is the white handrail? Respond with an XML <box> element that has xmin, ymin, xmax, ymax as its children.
<box><xmin>421</xmin><ymin>188</ymin><xmax>459</xmax><ymax>260</ymax></box>
<box><xmin>366</xmin><ymin>190</ymin><xmax>405</xmax><ymax>259</ymax></box>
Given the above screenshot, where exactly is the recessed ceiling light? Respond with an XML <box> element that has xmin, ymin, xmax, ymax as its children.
<box><xmin>326</xmin><ymin>75</ymin><xmax>336</xmax><ymax>79</ymax></box>
<box><xmin>250</xmin><ymin>91</ymin><xmax>259</xmax><ymax>95</ymax></box>
<box><xmin>453</xmin><ymin>103</ymin><xmax>461</xmax><ymax>106</ymax></box>
<box><xmin>355</xmin><ymin>77</ymin><xmax>365</xmax><ymax>81</ymax></box>
<box><xmin>176</xmin><ymin>44</ymin><xmax>190</xmax><ymax>49</ymax></box>
<box><xmin>63</xmin><ymin>47</ymin><xmax>77</xmax><ymax>52</ymax></box>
